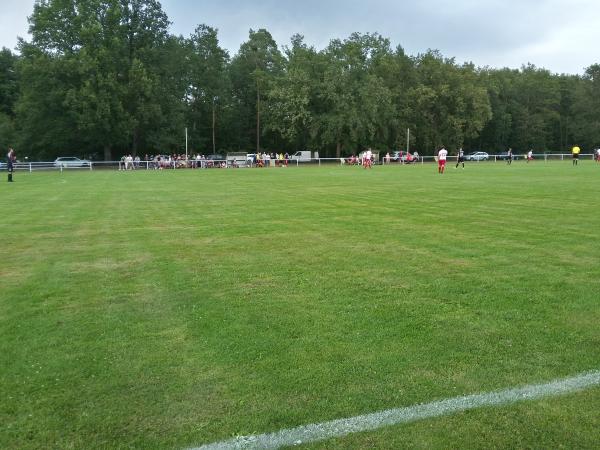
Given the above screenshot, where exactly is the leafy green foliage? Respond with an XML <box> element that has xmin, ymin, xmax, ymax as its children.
<box><xmin>571</xmin><ymin>64</ymin><xmax>600</xmax><ymax>149</ymax></box>
<box><xmin>15</xmin><ymin>0</ymin><xmax>185</xmax><ymax>159</ymax></box>
<box><xmin>315</xmin><ymin>33</ymin><xmax>396</xmax><ymax>156</ymax></box>
<box><xmin>4</xmin><ymin>3</ymin><xmax>599</xmax><ymax>159</ymax></box>
<box><xmin>409</xmin><ymin>52</ymin><xmax>492</xmax><ymax>152</ymax></box>
<box><xmin>0</xmin><ymin>47</ymin><xmax>18</xmax><ymax>150</ymax></box>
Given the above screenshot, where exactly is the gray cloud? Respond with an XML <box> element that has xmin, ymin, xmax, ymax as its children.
<box><xmin>161</xmin><ymin>0</ymin><xmax>598</xmax><ymax>73</ymax></box>
<box><xmin>2</xmin><ymin>0</ymin><xmax>598</xmax><ymax>74</ymax></box>
<box><xmin>0</xmin><ymin>1</ymin><xmax>32</xmax><ymax>51</ymax></box>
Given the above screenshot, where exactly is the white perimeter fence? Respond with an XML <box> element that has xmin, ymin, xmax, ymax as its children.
<box><xmin>4</xmin><ymin>153</ymin><xmax>598</xmax><ymax>172</ymax></box>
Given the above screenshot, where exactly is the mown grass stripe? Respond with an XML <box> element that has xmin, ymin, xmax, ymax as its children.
<box><xmin>191</xmin><ymin>370</ymin><xmax>600</xmax><ymax>449</ymax></box>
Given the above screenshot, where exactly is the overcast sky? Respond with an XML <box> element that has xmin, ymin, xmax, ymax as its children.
<box><xmin>1</xmin><ymin>0</ymin><xmax>598</xmax><ymax>74</ymax></box>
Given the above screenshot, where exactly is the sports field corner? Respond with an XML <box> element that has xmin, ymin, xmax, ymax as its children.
<box><xmin>1</xmin><ymin>162</ymin><xmax>599</xmax><ymax>449</ymax></box>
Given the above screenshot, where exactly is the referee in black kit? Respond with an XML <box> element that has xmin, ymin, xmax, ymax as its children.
<box><xmin>455</xmin><ymin>148</ymin><xmax>465</xmax><ymax>169</ymax></box>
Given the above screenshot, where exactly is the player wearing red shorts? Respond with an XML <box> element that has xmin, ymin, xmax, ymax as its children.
<box><xmin>437</xmin><ymin>147</ymin><xmax>448</xmax><ymax>174</ymax></box>
<box><xmin>363</xmin><ymin>148</ymin><xmax>373</xmax><ymax>169</ymax></box>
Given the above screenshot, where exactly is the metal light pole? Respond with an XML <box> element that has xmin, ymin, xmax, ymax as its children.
<box><xmin>185</xmin><ymin>127</ymin><xmax>188</xmax><ymax>159</ymax></box>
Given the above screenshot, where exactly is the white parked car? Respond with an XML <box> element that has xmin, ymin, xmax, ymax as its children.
<box><xmin>466</xmin><ymin>151</ymin><xmax>489</xmax><ymax>161</ymax></box>
<box><xmin>54</xmin><ymin>157</ymin><xmax>91</xmax><ymax>168</ymax></box>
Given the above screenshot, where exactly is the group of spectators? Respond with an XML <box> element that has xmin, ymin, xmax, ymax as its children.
<box><xmin>341</xmin><ymin>150</ymin><xmax>420</xmax><ymax>166</ymax></box>
<box><xmin>342</xmin><ymin>152</ymin><xmax>375</xmax><ymax>166</ymax></box>
<box><xmin>384</xmin><ymin>151</ymin><xmax>420</xmax><ymax>164</ymax></box>
<box><xmin>118</xmin><ymin>152</ymin><xmax>298</xmax><ymax>170</ymax></box>
<box><xmin>119</xmin><ymin>154</ymin><xmax>140</xmax><ymax>170</ymax></box>
<box><xmin>116</xmin><ymin>147</ymin><xmax>600</xmax><ymax>172</ymax></box>
<box><xmin>119</xmin><ymin>154</ymin><xmax>229</xmax><ymax>170</ymax></box>
<box><xmin>344</xmin><ymin>155</ymin><xmax>360</xmax><ymax>165</ymax></box>
<box><xmin>249</xmin><ymin>152</ymin><xmax>291</xmax><ymax>167</ymax></box>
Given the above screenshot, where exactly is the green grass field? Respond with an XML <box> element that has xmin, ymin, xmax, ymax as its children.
<box><xmin>1</xmin><ymin>162</ymin><xmax>599</xmax><ymax>449</ymax></box>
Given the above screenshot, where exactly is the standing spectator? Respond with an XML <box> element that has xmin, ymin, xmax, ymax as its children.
<box><xmin>507</xmin><ymin>148</ymin><xmax>513</xmax><ymax>165</ymax></box>
<box><xmin>572</xmin><ymin>146</ymin><xmax>580</xmax><ymax>166</ymax></box>
<box><xmin>385</xmin><ymin>152</ymin><xmax>391</xmax><ymax>164</ymax></box>
<box><xmin>437</xmin><ymin>147</ymin><xmax>448</xmax><ymax>174</ymax></box>
<box><xmin>595</xmin><ymin>148</ymin><xmax>600</xmax><ymax>163</ymax></box>
<box><xmin>7</xmin><ymin>147</ymin><xmax>16</xmax><ymax>182</ymax></box>
<box><xmin>364</xmin><ymin>148</ymin><xmax>373</xmax><ymax>169</ymax></box>
<box><xmin>455</xmin><ymin>148</ymin><xmax>465</xmax><ymax>169</ymax></box>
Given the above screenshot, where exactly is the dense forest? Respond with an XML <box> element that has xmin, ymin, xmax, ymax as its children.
<box><xmin>0</xmin><ymin>0</ymin><xmax>599</xmax><ymax>160</ymax></box>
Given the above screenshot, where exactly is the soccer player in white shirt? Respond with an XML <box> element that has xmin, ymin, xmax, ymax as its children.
<box><xmin>527</xmin><ymin>149</ymin><xmax>533</xmax><ymax>162</ymax></box>
<box><xmin>437</xmin><ymin>147</ymin><xmax>448</xmax><ymax>174</ymax></box>
<box><xmin>364</xmin><ymin>148</ymin><xmax>373</xmax><ymax>169</ymax></box>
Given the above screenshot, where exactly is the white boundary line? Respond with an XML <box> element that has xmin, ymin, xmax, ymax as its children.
<box><xmin>190</xmin><ymin>370</ymin><xmax>600</xmax><ymax>450</ymax></box>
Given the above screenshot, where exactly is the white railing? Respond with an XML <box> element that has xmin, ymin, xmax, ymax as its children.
<box><xmin>5</xmin><ymin>153</ymin><xmax>597</xmax><ymax>172</ymax></box>
<box><xmin>6</xmin><ymin>161</ymin><xmax>93</xmax><ymax>172</ymax></box>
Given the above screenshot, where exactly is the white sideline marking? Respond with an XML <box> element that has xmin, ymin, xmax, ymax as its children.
<box><xmin>190</xmin><ymin>370</ymin><xmax>600</xmax><ymax>450</ymax></box>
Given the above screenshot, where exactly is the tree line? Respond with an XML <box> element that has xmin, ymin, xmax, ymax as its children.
<box><xmin>0</xmin><ymin>0</ymin><xmax>599</xmax><ymax>161</ymax></box>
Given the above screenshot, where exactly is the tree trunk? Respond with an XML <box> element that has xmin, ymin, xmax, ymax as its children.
<box><xmin>132</xmin><ymin>128</ymin><xmax>139</xmax><ymax>157</ymax></box>
<box><xmin>103</xmin><ymin>145</ymin><xmax>112</xmax><ymax>161</ymax></box>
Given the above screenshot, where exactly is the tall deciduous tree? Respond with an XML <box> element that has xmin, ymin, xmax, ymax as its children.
<box><xmin>571</xmin><ymin>64</ymin><xmax>600</xmax><ymax>150</ymax></box>
<box><xmin>17</xmin><ymin>0</ymin><xmax>184</xmax><ymax>160</ymax></box>
<box><xmin>265</xmin><ymin>34</ymin><xmax>322</xmax><ymax>151</ymax></box>
<box><xmin>317</xmin><ymin>33</ymin><xmax>395</xmax><ymax>157</ymax></box>
<box><xmin>0</xmin><ymin>47</ymin><xmax>19</xmax><ymax>150</ymax></box>
<box><xmin>230</xmin><ymin>29</ymin><xmax>284</xmax><ymax>153</ymax></box>
<box><xmin>370</xmin><ymin>45</ymin><xmax>417</xmax><ymax>151</ymax></box>
<box><xmin>409</xmin><ymin>51</ymin><xmax>491</xmax><ymax>154</ymax></box>
<box><xmin>187</xmin><ymin>24</ymin><xmax>230</xmax><ymax>154</ymax></box>
<box><xmin>511</xmin><ymin>64</ymin><xmax>560</xmax><ymax>151</ymax></box>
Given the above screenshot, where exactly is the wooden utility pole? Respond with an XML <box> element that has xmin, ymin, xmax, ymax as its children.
<box><xmin>257</xmin><ymin>82</ymin><xmax>260</xmax><ymax>154</ymax></box>
<box><xmin>212</xmin><ymin>97</ymin><xmax>216</xmax><ymax>154</ymax></box>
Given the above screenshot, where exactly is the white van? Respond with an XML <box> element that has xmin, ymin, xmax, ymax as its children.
<box><xmin>290</xmin><ymin>151</ymin><xmax>312</xmax><ymax>162</ymax></box>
